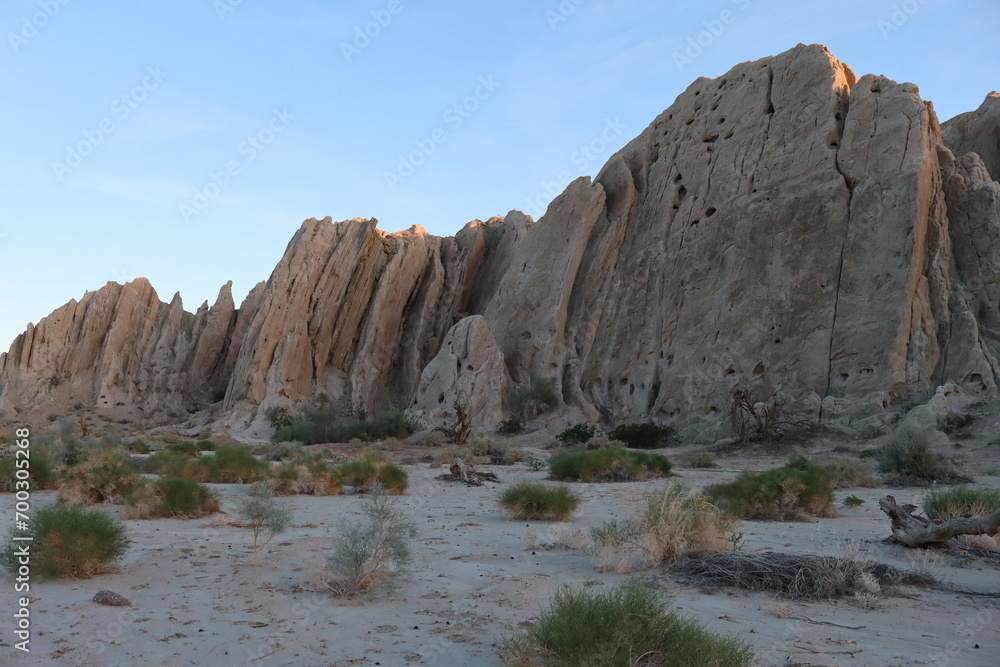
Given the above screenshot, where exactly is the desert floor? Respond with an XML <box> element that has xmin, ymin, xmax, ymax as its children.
<box><xmin>2</xmin><ymin>430</ymin><xmax>999</xmax><ymax>667</ymax></box>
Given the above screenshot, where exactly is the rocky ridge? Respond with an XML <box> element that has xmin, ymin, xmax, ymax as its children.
<box><xmin>2</xmin><ymin>44</ymin><xmax>999</xmax><ymax>441</ymax></box>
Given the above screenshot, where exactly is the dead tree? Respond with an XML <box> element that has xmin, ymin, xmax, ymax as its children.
<box><xmin>878</xmin><ymin>495</ymin><xmax>1000</xmax><ymax>548</ymax></box>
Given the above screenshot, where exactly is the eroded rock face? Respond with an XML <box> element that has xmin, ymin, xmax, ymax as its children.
<box><xmin>0</xmin><ymin>279</ymin><xmax>253</xmax><ymax>421</ymax></box>
<box><xmin>4</xmin><ymin>44</ymin><xmax>1000</xmax><ymax>440</ymax></box>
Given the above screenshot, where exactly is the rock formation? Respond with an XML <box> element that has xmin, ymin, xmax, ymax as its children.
<box><xmin>3</xmin><ymin>44</ymin><xmax>1000</xmax><ymax>441</ymax></box>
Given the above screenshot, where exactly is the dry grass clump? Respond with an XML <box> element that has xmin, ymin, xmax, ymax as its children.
<box><xmin>60</xmin><ymin>450</ymin><xmax>140</xmax><ymax>505</ymax></box>
<box><xmin>270</xmin><ymin>462</ymin><xmax>344</xmax><ymax>496</ymax></box>
<box><xmin>125</xmin><ymin>477</ymin><xmax>221</xmax><ymax>519</ymax></box>
<box><xmin>497</xmin><ymin>482</ymin><xmax>581</xmax><ymax>521</ymax></box>
<box><xmin>322</xmin><ymin>487</ymin><xmax>417</xmax><ymax>596</ymax></box>
<box><xmin>876</xmin><ymin>423</ymin><xmax>959</xmax><ymax>482</ymax></box>
<box><xmin>678</xmin><ymin>450</ymin><xmax>717</xmax><ymax>468</ymax></box>
<box><xmin>500</xmin><ymin>582</ymin><xmax>753</xmax><ymax>667</ymax></box>
<box><xmin>432</xmin><ymin>438</ymin><xmax>528</xmax><ymax>466</ymax></box>
<box><xmin>807</xmin><ymin>453</ymin><xmax>879</xmax><ymax>488</ymax></box>
<box><xmin>336</xmin><ymin>452</ymin><xmax>408</xmax><ymax>494</ymax></box>
<box><xmin>672</xmin><ymin>551</ymin><xmax>935</xmax><ymax>600</ymax></box>
<box><xmin>590</xmin><ymin>483</ymin><xmax>735</xmax><ymax>572</ymax></box>
<box><xmin>923</xmin><ymin>486</ymin><xmax>1000</xmax><ymax>551</ymax></box>
<box><xmin>704</xmin><ymin>460</ymin><xmax>836</xmax><ymax>520</ymax></box>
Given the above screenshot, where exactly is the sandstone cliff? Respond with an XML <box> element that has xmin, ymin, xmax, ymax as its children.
<box><xmin>3</xmin><ymin>44</ymin><xmax>999</xmax><ymax>441</ymax></box>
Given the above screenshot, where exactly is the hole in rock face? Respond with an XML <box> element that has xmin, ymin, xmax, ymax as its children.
<box><xmin>718</xmin><ymin>117</ymin><xmax>726</xmax><ymax>124</ymax></box>
<box><xmin>690</xmin><ymin>219</ymin><xmax>700</xmax><ymax>227</ymax></box>
<box><xmin>753</xmin><ymin>363</ymin><xmax>765</xmax><ymax>375</ymax></box>
<box><xmin>773</xmin><ymin>338</ymin><xmax>781</xmax><ymax>344</ymax></box>
<box><xmin>674</xmin><ymin>173</ymin><xmax>683</xmax><ymax>183</ymax></box>
<box><xmin>835</xmin><ymin>111</ymin><xmax>842</xmax><ymax>121</ymax></box>
<box><xmin>678</xmin><ymin>185</ymin><xmax>688</xmax><ymax>198</ymax></box>
<box><xmin>705</xmin><ymin>207</ymin><xmax>717</xmax><ymax>217</ymax></box>
<box><xmin>685</xmin><ymin>118</ymin><xmax>694</xmax><ymax>126</ymax></box>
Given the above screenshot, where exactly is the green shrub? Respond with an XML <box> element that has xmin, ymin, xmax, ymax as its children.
<box><xmin>125</xmin><ymin>440</ymin><xmax>151</xmax><ymax>454</ymax></box>
<box><xmin>923</xmin><ymin>486</ymin><xmax>1000</xmax><ymax>520</ymax></box>
<box><xmin>590</xmin><ymin>483</ymin><xmax>735</xmax><ymax>571</ymax></box>
<box><xmin>142</xmin><ymin>450</ymin><xmax>191</xmax><ymax>476</ymax></box>
<box><xmin>556</xmin><ymin>422</ymin><xmax>597</xmax><ymax>446</ymax></box>
<box><xmin>876</xmin><ymin>424</ymin><xmax>957</xmax><ymax>481</ymax></box>
<box><xmin>195</xmin><ymin>439</ymin><xmax>217</xmax><ymax>451</ymax></box>
<box><xmin>272</xmin><ymin>395</ymin><xmax>416</xmax><ymax>445</ymax></box>
<box><xmin>0</xmin><ymin>455</ymin><xmax>57</xmax><ymax>491</ymax></box>
<box><xmin>337</xmin><ymin>454</ymin><xmax>408</xmax><ymax>494</ymax></box>
<box><xmin>1</xmin><ymin>505</ymin><xmax>130</xmax><ymax>578</ymax></box>
<box><xmin>198</xmin><ymin>445</ymin><xmax>270</xmax><ymax>483</ymax></box>
<box><xmin>496</xmin><ymin>416</ymin><xmax>524</xmax><ymax>435</ymax></box>
<box><xmin>497</xmin><ymin>482</ymin><xmax>581</xmax><ymax>521</ymax></box>
<box><xmin>126</xmin><ymin>477</ymin><xmax>220</xmax><ymax>519</ymax></box>
<box><xmin>265</xmin><ymin>406</ymin><xmax>294</xmax><ymax>430</ymax></box>
<box><xmin>500</xmin><ymin>582</ymin><xmax>753</xmax><ymax>666</ymax></box>
<box><xmin>705</xmin><ymin>462</ymin><xmax>835</xmax><ymax>520</ymax></box>
<box><xmin>842</xmin><ymin>495</ymin><xmax>865</xmax><ymax>507</ymax></box>
<box><xmin>508</xmin><ymin>376</ymin><xmax>559</xmax><ymax>419</ymax></box>
<box><xmin>549</xmin><ymin>448</ymin><xmax>672</xmax><ymax>482</ymax></box>
<box><xmin>607</xmin><ymin>421</ymin><xmax>675</xmax><ymax>449</ymax></box>
<box><xmin>165</xmin><ymin>441</ymin><xmax>199</xmax><ymax>456</ymax></box>
<box><xmin>60</xmin><ymin>450</ymin><xmax>140</xmax><ymax>504</ymax></box>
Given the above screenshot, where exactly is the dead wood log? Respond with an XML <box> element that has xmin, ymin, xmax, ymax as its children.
<box><xmin>879</xmin><ymin>495</ymin><xmax>1000</xmax><ymax>548</ymax></box>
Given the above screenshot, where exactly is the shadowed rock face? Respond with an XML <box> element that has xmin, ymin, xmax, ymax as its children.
<box><xmin>3</xmin><ymin>44</ymin><xmax>1000</xmax><ymax>440</ymax></box>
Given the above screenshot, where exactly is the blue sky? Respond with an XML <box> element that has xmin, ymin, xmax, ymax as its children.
<box><xmin>1</xmin><ymin>0</ymin><xmax>997</xmax><ymax>351</ymax></box>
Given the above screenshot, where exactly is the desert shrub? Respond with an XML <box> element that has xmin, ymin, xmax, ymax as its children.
<box><xmin>337</xmin><ymin>453</ymin><xmax>408</xmax><ymax>494</ymax></box>
<box><xmin>805</xmin><ymin>453</ymin><xmax>879</xmax><ymax>488</ymax></box>
<box><xmin>590</xmin><ymin>483</ymin><xmax>734</xmax><ymax>572</ymax></box>
<box><xmin>705</xmin><ymin>461</ymin><xmax>835</xmax><ymax>520</ymax></box>
<box><xmin>62</xmin><ymin>436</ymin><xmax>99</xmax><ymax>467</ymax></box>
<box><xmin>125</xmin><ymin>440</ymin><xmax>151</xmax><ymax>454</ymax></box>
<box><xmin>234</xmin><ymin>482</ymin><xmax>294</xmax><ymax>561</ymax></box>
<box><xmin>923</xmin><ymin>486</ymin><xmax>1000</xmax><ymax>520</ymax></box>
<box><xmin>142</xmin><ymin>450</ymin><xmax>191</xmax><ymax>476</ymax></box>
<box><xmin>273</xmin><ymin>395</ymin><xmax>416</xmax><ymax>445</ymax></box>
<box><xmin>607</xmin><ymin>421</ymin><xmax>675</xmax><ymax>449</ymax></box>
<box><xmin>0</xmin><ymin>454</ymin><xmax>57</xmax><ymax>491</ymax></box>
<box><xmin>60</xmin><ymin>450</ymin><xmax>140</xmax><ymax>504</ymax></box>
<box><xmin>508</xmin><ymin>376</ymin><xmax>559</xmax><ymax>419</ymax></box>
<box><xmin>556</xmin><ymin>422</ymin><xmax>597</xmax><ymax>446</ymax></box>
<box><xmin>165</xmin><ymin>441</ymin><xmax>199</xmax><ymax>456</ymax></box>
<box><xmin>270</xmin><ymin>462</ymin><xmax>343</xmax><ymax>496</ymax></box>
<box><xmin>876</xmin><ymin>424</ymin><xmax>957</xmax><ymax>481</ymax></box>
<box><xmin>1</xmin><ymin>505</ymin><xmax>129</xmax><ymax>578</ymax></box>
<box><xmin>265</xmin><ymin>405</ymin><xmax>294</xmax><ymax>430</ymax></box>
<box><xmin>323</xmin><ymin>487</ymin><xmax>417</xmax><ymax>596</ymax></box>
<box><xmin>842</xmin><ymin>495</ymin><xmax>865</xmax><ymax>507</ymax></box>
<box><xmin>496</xmin><ymin>416</ymin><xmax>524</xmax><ymax>435</ymax></box>
<box><xmin>679</xmin><ymin>450</ymin><xmax>717</xmax><ymax>468</ymax></box>
<box><xmin>195</xmin><ymin>439</ymin><xmax>217</xmax><ymax>451</ymax></box>
<box><xmin>197</xmin><ymin>445</ymin><xmax>270</xmax><ymax>483</ymax></box>
<box><xmin>549</xmin><ymin>448</ymin><xmax>672</xmax><ymax>482</ymax></box>
<box><xmin>469</xmin><ymin>437</ymin><xmax>528</xmax><ymax>465</ymax></box>
<box><xmin>500</xmin><ymin>582</ymin><xmax>753</xmax><ymax>667</ymax></box>
<box><xmin>258</xmin><ymin>441</ymin><xmax>302</xmax><ymax>462</ymax></box>
<box><xmin>126</xmin><ymin>477</ymin><xmax>220</xmax><ymax>519</ymax></box>
<box><xmin>497</xmin><ymin>482</ymin><xmax>581</xmax><ymax>521</ymax></box>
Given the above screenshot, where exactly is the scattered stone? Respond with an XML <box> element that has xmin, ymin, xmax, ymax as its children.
<box><xmin>93</xmin><ymin>590</ymin><xmax>131</xmax><ymax>607</ymax></box>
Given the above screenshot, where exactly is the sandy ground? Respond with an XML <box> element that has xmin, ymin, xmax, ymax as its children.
<box><xmin>1</xmin><ymin>437</ymin><xmax>999</xmax><ymax>667</ymax></box>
